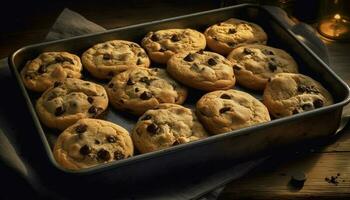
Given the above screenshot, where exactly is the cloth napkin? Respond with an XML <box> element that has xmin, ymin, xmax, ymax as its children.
<box><xmin>0</xmin><ymin>6</ymin><xmax>332</xmax><ymax>200</ymax></box>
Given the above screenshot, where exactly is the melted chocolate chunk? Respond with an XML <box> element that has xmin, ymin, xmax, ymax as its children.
<box><xmin>88</xmin><ymin>106</ymin><xmax>101</xmax><ymax>115</ymax></box>
<box><xmin>140</xmin><ymin>91</ymin><xmax>152</xmax><ymax>100</ymax></box>
<box><xmin>141</xmin><ymin>115</ymin><xmax>152</xmax><ymax>120</ymax></box>
<box><xmin>297</xmin><ymin>85</ymin><xmax>319</xmax><ymax>94</ymax></box>
<box><xmin>55</xmin><ymin>106</ymin><xmax>65</xmax><ymax>116</ymax></box>
<box><xmin>79</xmin><ymin>145</ymin><xmax>91</xmax><ymax>155</ymax></box>
<box><xmin>184</xmin><ymin>53</ymin><xmax>194</xmax><ymax>62</ymax></box>
<box><xmin>313</xmin><ymin>99</ymin><xmax>324</xmax><ymax>108</ymax></box>
<box><xmin>151</xmin><ymin>34</ymin><xmax>160</xmax><ymax>41</ymax></box>
<box><xmin>228</xmin><ymin>28</ymin><xmax>237</xmax><ymax>34</ymax></box>
<box><xmin>208</xmin><ymin>58</ymin><xmax>217</xmax><ymax>66</ymax></box>
<box><xmin>95</xmin><ymin>140</ymin><xmax>100</xmax><ymax>144</ymax></box>
<box><xmin>172</xmin><ymin>140</ymin><xmax>180</xmax><ymax>146</ymax></box>
<box><xmin>268</xmin><ymin>62</ymin><xmax>277</xmax><ymax>72</ymax></box>
<box><xmin>106</xmin><ymin>135</ymin><xmax>117</xmax><ymax>143</ymax></box>
<box><xmin>159</xmin><ymin>47</ymin><xmax>167</xmax><ymax>52</ymax></box>
<box><xmin>136</xmin><ymin>58</ymin><xmax>142</xmax><ymax>65</ymax></box>
<box><xmin>135</xmin><ymin>88</ymin><xmax>140</xmax><ymax>92</ymax></box>
<box><xmin>219</xmin><ymin>107</ymin><xmax>231</xmax><ymax>113</ymax></box>
<box><xmin>171</xmin><ymin>35</ymin><xmax>180</xmax><ymax>42</ymax></box>
<box><xmin>262</xmin><ymin>49</ymin><xmax>274</xmax><ymax>55</ymax></box>
<box><xmin>139</xmin><ymin>77</ymin><xmax>152</xmax><ymax>85</ymax></box>
<box><xmin>75</xmin><ymin>124</ymin><xmax>87</xmax><ymax>133</ymax></box>
<box><xmin>114</xmin><ymin>151</ymin><xmax>125</xmax><ymax>160</ymax></box>
<box><xmin>103</xmin><ymin>53</ymin><xmax>112</xmax><ymax>60</ymax></box>
<box><xmin>147</xmin><ymin>123</ymin><xmax>159</xmax><ymax>134</ymax></box>
<box><xmin>220</xmin><ymin>94</ymin><xmax>231</xmax><ymax>99</ymax></box>
<box><xmin>243</xmin><ymin>48</ymin><xmax>254</xmax><ymax>55</ymax></box>
<box><xmin>97</xmin><ymin>149</ymin><xmax>111</xmax><ymax>161</ymax></box>
<box><xmin>190</xmin><ymin>63</ymin><xmax>200</xmax><ymax>71</ymax></box>
<box><xmin>55</xmin><ymin>57</ymin><xmax>63</xmax><ymax>63</ymax></box>
<box><xmin>38</xmin><ymin>65</ymin><xmax>47</xmax><ymax>74</ymax></box>
<box><xmin>53</xmin><ymin>81</ymin><xmax>62</xmax><ymax>88</ymax></box>
<box><xmin>127</xmin><ymin>78</ymin><xmax>135</xmax><ymax>85</ymax></box>
<box><xmin>87</xmin><ymin>96</ymin><xmax>94</xmax><ymax>104</ymax></box>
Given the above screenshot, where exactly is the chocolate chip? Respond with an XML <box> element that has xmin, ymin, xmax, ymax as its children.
<box><xmin>173</xmin><ymin>140</ymin><xmax>180</xmax><ymax>146</ymax></box>
<box><xmin>107</xmin><ymin>71</ymin><xmax>114</xmax><ymax>77</ymax></box>
<box><xmin>219</xmin><ymin>107</ymin><xmax>231</xmax><ymax>113</ymax></box>
<box><xmin>139</xmin><ymin>77</ymin><xmax>151</xmax><ymax>85</ymax></box>
<box><xmin>171</xmin><ymin>35</ymin><xmax>180</xmax><ymax>42</ymax></box>
<box><xmin>79</xmin><ymin>145</ymin><xmax>91</xmax><ymax>155</ymax></box>
<box><xmin>302</xmin><ymin>104</ymin><xmax>313</xmax><ymax>111</ymax></box>
<box><xmin>197</xmin><ymin>49</ymin><xmax>204</xmax><ymax>54</ymax></box>
<box><xmin>290</xmin><ymin>171</ymin><xmax>307</xmax><ymax>188</ymax></box>
<box><xmin>268</xmin><ymin>62</ymin><xmax>277</xmax><ymax>72</ymax></box>
<box><xmin>95</xmin><ymin>140</ymin><xmax>100</xmax><ymax>144</ymax></box>
<box><xmin>228</xmin><ymin>28</ymin><xmax>236</xmax><ymax>34</ymax></box>
<box><xmin>137</xmin><ymin>52</ymin><xmax>147</xmax><ymax>57</ymax></box>
<box><xmin>103</xmin><ymin>53</ymin><xmax>111</xmax><ymax>60</ymax></box>
<box><xmin>147</xmin><ymin>123</ymin><xmax>159</xmax><ymax>134</ymax></box>
<box><xmin>88</xmin><ymin>106</ymin><xmax>101</xmax><ymax>115</ymax></box>
<box><xmin>184</xmin><ymin>53</ymin><xmax>194</xmax><ymax>62</ymax></box>
<box><xmin>141</xmin><ymin>115</ymin><xmax>152</xmax><ymax>120</ymax></box>
<box><xmin>227</xmin><ymin>42</ymin><xmax>236</xmax><ymax>47</ymax></box>
<box><xmin>190</xmin><ymin>63</ymin><xmax>200</xmax><ymax>71</ymax></box>
<box><xmin>114</xmin><ymin>151</ymin><xmax>125</xmax><ymax>160</ymax></box>
<box><xmin>208</xmin><ymin>58</ymin><xmax>217</xmax><ymax>66</ymax></box>
<box><xmin>38</xmin><ymin>65</ymin><xmax>46</xmax><ymax>74</ymax></box>
<box><xmin>97</xmin><ymin>149</ymin><xmax>111</xmax><ymax>161</ymax></box>
<box><xmin>140</xmin><ymin>91</ymin><xmax>152</xmax><ymax>100</ymax></box>
<box><xmin>53</xmin><ymin>81</ymin><xmax>62</xmax><ymax>88</ymax></box>
<box><xmin>292</xmin><ymin>109</ymin><xmax>299</xmax><ymax>114</ymax></box>
<box><xmin>135</xmin><ymin>88</ymin><xmax>139</xmax><ymax>92</ymax></box>
<box><xmin>262</xmin><ymin>49</ymin><xmax>274</xmax><ymax>55</ymax></box>
<box><xmin>75</xmin><ymin>124</ymin><xmax>87</xmax><ymax>133</ymax></box>
<box><xmin>127</xmin><ymin>78</ymin><xmax>135</xmax><ymax>85</ymax></box>
<box><xmin>298</xmin><ymin>85</ymin><xmax>307</xmax><ymax>93</ymax></box>
<box><xmin>55</xmin><ymin>106</ymin><xmax>65</xmax><ymax>116</ymax></box>
<box><xmin>313</xmin><ymin>99</ymin><xmax>324</xmax><ymax>108</ymax></box>
<box><xmin>55</xmin><ymin>57</ymin><xmax>63</xmax><ymax>62</ymax></box>
<box><xmin>220</xmin><ymin>94</ymin><xmax>231</xmax><ymax>99</ymax></box>
<box><xmin>243</xmin><ymin>48</ymin><xmax>254</xmax><ymax>54</ymax></box>
<box><xmin>159</xmin><ymin>47</ymin><xmax>167</xmax><ymax>52</ymax></box>
<box><xmin>151</xmin><ymin>34</ymin><xmax>160</xmax><ymax>41</ymax></box>
<box><xmin>233</xmin><ymin>65</ymin><xmax>241</xmax><ymax>71</ymax></box>
<box><xmin>106</xmin><ymin>135</ymin><xmax>117</xmax><ymax>143</ymax></box>
<box><xmin>108</xmin><ymin>83</ymin><xmax>114</xmax><ymax>88</ymax></box>
<box><xmin>87</xmin><ymin>96</ymin><xmax>94</xmax><ymax>104</ymax></box>
<box><xmin>136</xmin><ymin>58</ymin><xmax>142</xmax><ymax>65</ymax></box>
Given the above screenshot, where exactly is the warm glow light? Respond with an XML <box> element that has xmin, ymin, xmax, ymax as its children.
<box><xmin>334</xmin><ymin>14</ymin><xmax>341</xmax><ymax>20</ymax></box>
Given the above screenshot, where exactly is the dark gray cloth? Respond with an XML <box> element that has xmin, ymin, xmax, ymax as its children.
<box><xmin>0</xmin><ymin>7</ymin><xmax>333</xmax><ymax>200</ymax></box>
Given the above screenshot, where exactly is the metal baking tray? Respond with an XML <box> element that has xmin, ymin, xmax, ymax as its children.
<box><xmin>9</xmin><ymin>4</ymin><xmax>350</xmax><ymax>187</ymax></box>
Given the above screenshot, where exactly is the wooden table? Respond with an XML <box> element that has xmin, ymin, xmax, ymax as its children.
<box><xmin>1</xmin><ymin>1</ymin><xmax>350</xmax><ymax>199</ymax></box>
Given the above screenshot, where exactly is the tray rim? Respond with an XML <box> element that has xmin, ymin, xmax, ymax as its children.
<box><xmin>8</xmin><ymin>3</ymin><xmax>350</xmax><ymax>175</ymax></box>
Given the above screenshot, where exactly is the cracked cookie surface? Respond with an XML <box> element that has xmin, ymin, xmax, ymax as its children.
<box><xmin>167</xmin><ymin>50</ymin><xmax>235</xmax><ymax>91</ymax></box>
<box><xmin>36</xmin><ymin>78</ymin><xmax>108</xmax><ymax>130</ymax></box>
<box><xmin>21</xmin><ymin>52</ymin><xmax>82</xmax><ymax>92</ymax></box>
<box><xmin>263</xmin><ymin>73</ymin><xmax>333</xmax><ymax>118</ymax></box>
<box><xmin>204</xmin><ymin>18</ymin><xmax>267</xmax><ymax>55</ymax></box>
<box><xmin>227</xmin><ymin>44</ymin><xmax>298</xmax><ymax>90</ymax></box>
<box><xmin>54</xmin><ymin>118</ymin><xmax>133</xmax><ymax>170</ymax></box>
<box><xmin>106</xmin><ymin>67</ymin><xmax>187</xmax><ymax>115</ymax></box>
<box><xmin>141</xmin><ymin>28</ymin><xmax>206</xmax><ymax>64</ymax></box>
<box><xmin>196</xmin><ymin>89</ymin><xmax>270</xmax><ymax>134</ymax></box>
<box><xmin>82</xmin><ymin>40</ymin><xmax>150</xmax><ymax>79</ymax></box>
<box><xmin>131</xmin><ymin>103</ymin><xmax>208</xmax><ymax>153</ymax></box>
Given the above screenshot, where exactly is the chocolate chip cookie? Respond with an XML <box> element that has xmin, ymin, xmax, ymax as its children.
<box><xmin>36</xmin><ymin>78</ymin><xmax>109</xmax><ymax>130</ymax></box>
<box><xmin>167</xmin><ymin>50</ymin><xmax>235</xmax><ymax>91</ymax></box>
<box><xmin>204</xmin><ymin>18</ymin><xmax>267</xmax><ymax>55</ymax></box>
<box><xmin>196</xmin><ymin>89</ymin><xmax>271</xmax><ymax>134</ymax></box>
<box><xmin>81</xmin><ymin>40</ymin><xmax>150</xmax><ymax>79</ymax></box>
<box><xmin>53</xmin><ymin>118</ymin><xmax>133</xmax><ymax>170</ymax></box>
<box><xmin>106</xmin><ymin>67</ymin><xmax>187</xmax><ymax>115</ymax></box>
<box><xmin>141</xmin><ymin>28</ymin><xmax>206</xmax><ymax>64</ymax></box>
<box><xmin>131</xmin><ymin>103</ymin><xmax>208</xmax><ymax>153</ymax></box>
<box><xmin>227</xmin><ymin>44</ymin><xmax>298</xmax><ymax>90</ymax></box>
<box><xmin>21</xmin><ymin>52</ymin><xmax>82</xmax><ymax>92</ymax></box>
<box><xmin>263</xmin><ymin>73</ymin><xmax>333</xmax><ymax>118</ymax></box>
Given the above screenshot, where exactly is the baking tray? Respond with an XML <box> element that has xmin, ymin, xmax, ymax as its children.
<box><xmin>8</xmin><ymin>4</ymin><xmax>350</xmax><ymax>186</ymax></box>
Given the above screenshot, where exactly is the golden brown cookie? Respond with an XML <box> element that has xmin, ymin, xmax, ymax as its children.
<box><xmin>204</xmin><ymin>18</ymin><xmax>267</xmax><ymax>55</ymax></box>
<box><xmin>53</xmin><ymin>118</ymin><xmax>133</xmax><ymax>170</ymax></box>
<box><xmin>227</xmin><ymin>44</ymin><xmax>298</xmax><ymax>90</ymax></box>
<box><xmin>106</xmin><ymin>67</ymin><xmax>187</xmax><ymax>115</ymax></box>
<box><xmin>36</xmin><ymin>78</ymin><xmax>108</xmax><ymax>130</ymax></box>
<box><xmin>81</xmin><ymin>40</ymin><xmax>150</xmax><ymax>79</ymax></box>
<box><xmin>21</xmin><ymin>52</ymin><xmax>82</xmax><ymax>92</ymax></box>
<box><xmin>141</xmin><ymin>28</ymin><xmax>206</xmax><ymax>64</ymax></box>
<box><xmin>196</xmin><ymin>89</ymin><xmax>271</xmax><ymax>134</ymax></box>
<box><xmin>167</xmin><ymin>50</ymin><xmax>235</xmax><ymax>91</ymax></box>
<box><xmin>131</xmin><ymin>103</ymin><xmax>208</xmax><ymax>153</ymax></box>
<box><xmin>263</xmin><ymin>73</ymin><xmax>333</xmax><ymax>118</ymax></box>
